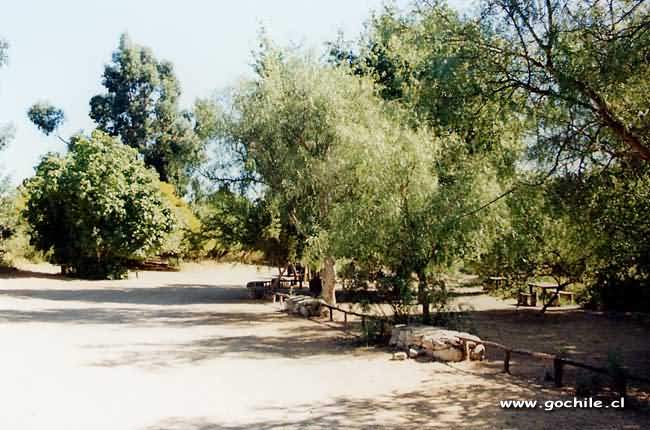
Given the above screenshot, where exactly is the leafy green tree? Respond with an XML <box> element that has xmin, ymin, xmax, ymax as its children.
<box><xmin>214</xmin><ymin>50</ymin><xmax>366</xmax><ymax>303</ymax></box>
<box><xmin>197</xmin><ymin>189</ymin><xmax>303</xmax><ymax>271</ymax></box>
<box><xmin>212</xmin><ymin>45</ymin><xmax>506</xmax><ymax>313</ymax></box>
<box><xmin>475</xmin><ymin>177</ymin><xmax>587</xmax><ymax>288</ymax></box>
<box><xmin>475</xmin><ymin>0</ymin><xmax>650</xmax><ymax>166</ymax></box>
<box><xmin>562</xmin><ymin>167</ymin><xmax>650</xmax><ymax>311</ymax></box>
<box><xmin>329</xmin><ymin>3</ymin><xmax>525</xmax><ymax>173</ymax></box>
<box><xmin>0</xmin><ymin>37</ymin><xmax>14</xmax><ymax>266</ymax></box>
<box><xmin>89</xmin><ymin>34</ymin><xmax>205</xmax><ymax>193</ymax></box>
<box><xmin>27</xmin><ymin>102</ymin><xmax>65</xmax><ymax>136</ymax></box>
<box><xmin>327</xmin><ymin>114</ymin><xmax>505</xmax><ymax>319</ymax></box>
<box><xmin>23</xmin><ymin>131</ymin><xmax>176</xmax><ymax>279</ymax></box>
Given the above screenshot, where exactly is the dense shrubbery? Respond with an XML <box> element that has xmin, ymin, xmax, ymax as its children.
<box><xmin>22</xmin><ymin>132</ymin><xmax>176</xmax><ymax>279</ymax></box>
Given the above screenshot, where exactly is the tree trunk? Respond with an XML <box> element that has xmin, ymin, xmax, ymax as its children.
<box><xmin>321</xmin><ymin>256</ymin><xmax>336</xmax><ymax>305</ymax></box>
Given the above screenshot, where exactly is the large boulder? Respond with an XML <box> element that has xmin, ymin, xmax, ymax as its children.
<box><xmin>391</xmin><ymin>325</ymin><xmax>485</xmax><ymax>362</ymax></box>
<box><xmin>284</xmin><ymin>295</ymin><xmax>323</xmax><ymax>317</ymax></box>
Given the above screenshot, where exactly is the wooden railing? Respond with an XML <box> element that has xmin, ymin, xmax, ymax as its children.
<box><xmin>273</xmin><ymin>292</ymin><xmax>650</xmax><ymax>396</ymax></box>
<box><xmin>273</xmin><ymin>292</ymin><xmax>389</xmax><ymax>335</ymax></box>
<box><xmin>458</xmin><ymin>336</ymin><xmax>650</xmax><ymax>395</ymax></box>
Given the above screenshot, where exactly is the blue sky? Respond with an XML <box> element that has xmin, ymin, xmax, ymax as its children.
<box><xmin>0</xmin><ymin>0</ymin><xmax>473</xmax><ymax>185</ymax></box>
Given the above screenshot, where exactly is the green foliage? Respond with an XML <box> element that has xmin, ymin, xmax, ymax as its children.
<box><xmin>195</xmin><ymin>188</ymin><xmax>303</xmax><ymax>268</ymax></box>
<box><xmin>0</xmin><ymin>178</ymin><xmax>15</xmax><ymax>266</ymax></box>
<box><xmin>329</xmin><ymin>3</ymin><xmax>525</xmax><ymax>173</ymax></box>
<box><xmin>22</xmin><ymin>131</ymin><xmax>176</xmax><ymax>279</ymax></box>
<box><xmin>157</xmin><ymin>181</ymin><xmax>201</xmax><ymax>258</ymax></box>
<box><xmin>0</xmin><ymin>190</ymin><xmax>43</xmax><ymax>266</ymax></box>
<box><xmin>27</xmin><ymin>102</ymin><xmax>65</xmax><ymax>136</ymax></box>
<box><xmin>89</xmin><ymin>34</ymin><xmax>206</xmax><ymax>193</ymax></box>
<box><xmin>475</xmin><ymin>178</ymin><xmax>586</xmax><ymax>288</ymax></box>
<box><xmin>576</xmin><ymin>167</ymin><xmax>650</xmax><ymax>311</ymax></box>
<box><xmin>477</xmin><ymin>0</ymin><xmax>650</xmax><ymax>165</ymax></box>
<box><xmin>213</xmin><ymin>47</ymin><xmax>403</xmax><ymax>300</ymax></box>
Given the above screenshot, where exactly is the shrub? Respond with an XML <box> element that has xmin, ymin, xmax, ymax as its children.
<box><xmin>23</xmin><ymin>131</ymin><xmax>176</xmax><ymax>279</ymax></box>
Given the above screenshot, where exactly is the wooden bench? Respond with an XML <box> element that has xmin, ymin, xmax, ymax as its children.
<box><xmin>246</xmin><ymin>280</ymin><xmax>271</xmax><ymax>299</ymax></box>
<box><xmin>517</xmin><ymin>292</ymin><xmax>537</xmax><ymax>307</ymax></box>
<box><xmin>558</xmin><ymin>290</ymin><xmax>575</xmax><ymax>305</ymax></box>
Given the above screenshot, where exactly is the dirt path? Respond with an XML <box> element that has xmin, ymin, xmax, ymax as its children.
<box><xmin>0</xmin><ymin>264</ymin><xmax>647</xmax><ymax>429</ymax></box>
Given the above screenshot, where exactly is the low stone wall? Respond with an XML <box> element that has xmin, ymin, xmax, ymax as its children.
<box><xmin>390</xmin><ymin>325</ymin><xmax>486</xmax><ymax>362</ymax></box>
<box><xmin>284</xmin><ymin>295</ymin><xmax>324</xmax><ymax>318</ymax></box>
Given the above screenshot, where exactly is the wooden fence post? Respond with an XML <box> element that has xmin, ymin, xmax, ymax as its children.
<box><xmin>329</xmin><ymin>307</ymin><xmax>333</xmax><ymax>322</ymax></box>
<box><xmin>504</xmin><ymin>350</ymin><xmax>511</xmax><ymax>374</ymax></box>
<box><xmin>344</xmin><ymin>312</ymin><xmax>348</xmax><ymax>329</ymax></box>
<box><xmin>554</xmin><ymin>357</ymin><xmax>564</xmax><ymax>387</ymax></box>
<box><xmin>614</xmin><ymin>373</ymin><xmax>627</xmax><ymax>399</ymax></box>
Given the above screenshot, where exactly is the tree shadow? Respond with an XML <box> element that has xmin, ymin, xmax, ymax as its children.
<box><xmin>0</xmin><ymin>284</ymin><xmax>253</xmax><ymax>305</ymax></box>
<box><xmin>89</xmin><ymin>328</ymin><xmax>356</xmax><ymax>369</ymax></box>
<box><xmin>0</xmin><ymin>268</ymin><xmax>70</xmax><ymax>281</ymax></box>
<box><xmin>0</xmin><ymin>306</ymin><xmax>285</xmax><ymax>326</ymax></box>
<box><xmin>143</xmin><ymin>379</ymin><xmax>648</xmax><ymax>429</ymax></box>
<box><xmin>462</xmin><ymin>307</ymin><xmax>650</xmax><ymax>388</ymax></box>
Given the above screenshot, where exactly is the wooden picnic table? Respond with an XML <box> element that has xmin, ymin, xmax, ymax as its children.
<box><xmin>528</xmin><ymin>282</ymin><xmax>563</xmax><ymax>308</ymax></box>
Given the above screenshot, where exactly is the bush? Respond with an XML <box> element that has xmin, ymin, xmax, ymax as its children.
<box><xmin>23</xmin><ymin>131</ymin><xmax>176</xmax><ymax>279</ymax></box>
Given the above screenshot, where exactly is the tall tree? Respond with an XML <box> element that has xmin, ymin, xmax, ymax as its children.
<box><xmin>90</xmin><ymin>34</ymin><xmax>205</xmax><ymax>193</ymax></box>
<box><xmin>474</xmin><ymin>0</ymin><xmax>650</xmax><ymax>166</ymax></box>
<box><xmin>0</xmin><ymin>38</ymin><xmax>14</xmax><ymax>264</ymax></box>
<box><xmin>329</xmin><ymin>3</ymin><xmax>525</xmax><ymax>177</ymax></box>
<box><xmin>215</xmin><ymin>51</ymin><xmax>364</xmax><ymax>303</ymax></box>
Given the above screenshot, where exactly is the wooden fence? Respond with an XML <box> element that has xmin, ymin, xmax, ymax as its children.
<box><xmin>272</xmin><ymin>292</ymin><xmax>650</xmax><ymax>396</ymax></box>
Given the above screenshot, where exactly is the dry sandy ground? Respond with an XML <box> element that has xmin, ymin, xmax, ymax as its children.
<box><xmin>0</xmin><ymin>263</ymin><xmax>648</xmax><ymax>429</ymax></box>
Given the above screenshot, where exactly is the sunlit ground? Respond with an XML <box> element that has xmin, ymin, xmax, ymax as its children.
<box><xmin>0</xmin><ymin>263</ymin><xmax>647</xmax><ymax>429</ymax></box>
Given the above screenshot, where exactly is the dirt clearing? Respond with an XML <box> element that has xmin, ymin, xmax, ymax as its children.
<box><xmin>0</xmin><ymin>263</ymin><xmax>647</xmax><ymax>429</ymax></box>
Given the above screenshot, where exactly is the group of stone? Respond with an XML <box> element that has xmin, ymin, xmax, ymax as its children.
<box><xmin>280</xmin><ymin>296</ymin><xmax>486</xmax><ymax>363</ymax></box>
<box><xmin>390</xmin><ymin>325</ymin><xmax>486</xmax><ymax>362</ymax></box>
<box><xmin>283</xmin><ymin>295</ymin><xmax>325</xmax><ymax>318</ymax></box>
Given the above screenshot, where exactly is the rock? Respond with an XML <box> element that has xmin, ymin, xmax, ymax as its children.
<box><xmin>432</xmin><ymin>346</ymin><xmax>464</xmax><ymax>362</ymax></box>
<box><xmin>283</xmin><ymin>295</ymin><xmax>323</xmax><ymax>317</ymax></box>
<box><xmin>470</xmin><ymin>343</ymin><xmax>486</xmax><ymax>361</ymax></box>
<box><xmin>408</xmin><ymin>348</ymin><xmax>420</xmax><ymax>358</ymax></box>
<box><xmin>390</xmin><ymin>324</ymin><xmax>485</xmax><ymax>362</ymax></box>
<box><xmin>393</xmin><ymin>351</ymin><xmax>407</xmax><ymax>360</ymax></box>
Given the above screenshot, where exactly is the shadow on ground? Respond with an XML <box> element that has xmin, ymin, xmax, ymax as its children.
<box><xmin>144</xmin><ymin>378</ymin><xmax>646</xmax><ymax>430</ymax></box>
<box><xmin>0</xmin><ymin>284</ymin><xmax>252</xmax><ymax>305</ymax></box>
<box><xmin>88</xmin><ymin>325</ymin><xmax>355</xmax><ymax>368</ymax></box>
<box><xmin>465</xmin><ymin>308</ymin><xmax>650</xmax><ymax>382</ymax></box>
<box><xmin>0</xmin><ymin>306</ymin><xmax>284</xmax><ymax>326</ymax></box>
<box><xmin>0</xmin><ymin>268</ymin><xmax>69</xmax><ymax>281</ymax></box>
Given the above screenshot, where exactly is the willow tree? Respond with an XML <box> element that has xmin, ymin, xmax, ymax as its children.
<box><xmin>214</xmin><ymin>50</ymin><xmax>389</xmax><ymax>303</ymax></box>
<box><xmin>212</xmin><ymin>43</ymin><xmax>505</xmax><ymax>313</ymax></box>
<box><xmin>326</xmin><ymin>113</ymin><xmax>505</xmax><ymax>319</ymax></box>
<box><xmin>328</xmin><ymin>3</ymin><xmax>526</xmax><ymax>174</ymax></box>
<box><xmin>474</xmin><ymin>0</ymin><xmax>650</xmax><ymax>167</ymax></box>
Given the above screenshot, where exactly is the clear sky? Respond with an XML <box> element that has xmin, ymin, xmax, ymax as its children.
<box><xmin>0</xmin><ymin>0</ymin><xmax>473</xmax><ymax>185</ymax></box>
